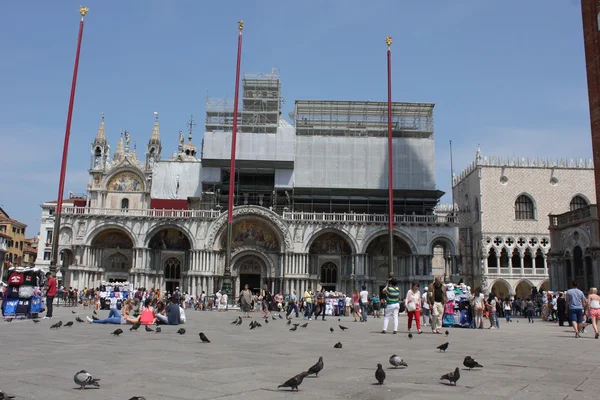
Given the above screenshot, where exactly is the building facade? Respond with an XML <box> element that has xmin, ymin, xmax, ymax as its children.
<box><xmin>47</xmin><ymin>72</ymin><xmax>458</xmax><ymax>298</ymax></box>
<box><xmin>0</xmin><ymin>207</ymin><xmax>27</xmax><ymax>271</ymax></box>
<box><xmin>453</xmin><ymin>149</ymin><xmax>595</xmax><ymax>299</ymax></box>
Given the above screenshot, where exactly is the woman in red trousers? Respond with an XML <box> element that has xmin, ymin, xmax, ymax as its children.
<box><xmin>405</xmin><ymin>281</ymin><xmax>423</xmax><ymax>334</ymax></box>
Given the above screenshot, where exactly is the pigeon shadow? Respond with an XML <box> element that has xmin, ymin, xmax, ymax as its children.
<box><xmin>388</xmin><ymin>367</ymin><xmax>407</xmax><ymax>370</ymax></box>
<box><xmin>439</xmin><ymin>382</ymin><xmax>457</xmax><ymax>386</ymax></box>
<box><xmin>370</xmin><ymin>383</ymin><xmax>384</xmax><ymax>386</ymax></box>
<box><xmin>72</xmin><ymin>387</ymin><xmax>100</xmax><ymax>390</ymax></box>
<box><xmin>462</xmin><ymin>368</ymin><xmax>481</xmax><ymax>371</ymax></box>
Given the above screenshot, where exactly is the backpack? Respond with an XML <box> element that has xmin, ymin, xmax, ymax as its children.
<box><xmin>399</xmin><ymin>302</ymin><xmax>406</xmax><ymax>313</ymax></box>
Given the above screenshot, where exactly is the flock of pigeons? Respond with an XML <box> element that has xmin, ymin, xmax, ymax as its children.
<box><xmin>233</xmin><ymin>313</ymin><xmax>485</xmax><ymax>390</ymax></box>
<box><xmin>3</xmin><ymin>309</ymin><xmax>487</xmax><ymax>397</ymax></box>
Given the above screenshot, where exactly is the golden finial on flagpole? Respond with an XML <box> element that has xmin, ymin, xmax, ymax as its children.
<box><xmin>385</xmin><ymin>37</ymin><xmax>392</xmax><ymax>49</ymax></box>
<box><xmin>79</xmin><ymin>6</ymin><xmax>89</xmax><ymax>18</ymax></box>
<box><xmin>238</xmin><ymin>20</ymin><xmax>244</xmax><ymax>31</ymax></box>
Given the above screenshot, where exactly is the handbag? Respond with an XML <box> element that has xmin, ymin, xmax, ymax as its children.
<box><xmin>406</xmin><ymin>301</ymin><xmax>416</xmax><ymax>312</ymax></box>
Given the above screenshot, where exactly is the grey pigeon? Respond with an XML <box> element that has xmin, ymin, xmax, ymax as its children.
<box><xmin>32</xmin><ymin>319</ymin><xmax>40</xmax><ymax>323</ymax></box>
<box><xmin>307</xmin><ymin>356</ymin><xmax>324</xmax><ymax>377</ymax></box>
<box><xmin>111</xmin><ymin>329</ymin><xmax>123</xmax><ymax>336</ymax></box>
<box><xmin>445</xmin><ymin>330</ymin><xmax>449</xmax><ymax>337</ymax></box>
<box><xmin>130</xmin><ymin>322</ymin><xmax>141</xmax><ymax>331</ymax></box>
<box><xmin>375</xmin><ymin>363</ymin><xmax>386</xmax><ymax>384</ymax></box>
<box><xmin>155</xmin><ymin>327</ymin><xmax>161</xmax><ymax>333</ymax></box>
<box><xmin>272</xmin><ymin>315</ymin><xmax>277</xmax><ymax>320</ymax></box>
<box><xmin>330</xmin><ymin>327</ymin><xmax>334</xmax><ymax>333</ymax></box>
<box><xmin>441</xmin><ymin>367</ymin><xmax>460</xmax><ymax>385</ymax></box>
<box><xmin>177</xmin><ymin>328</ymin><xmax>186</xmax><ymax>335</ymax></box>
<box><xmin>389</xmin><ymin>354</ymin><xmax>408</xmax><ymax>368</ymax></box>
<box><xmin>199</xmin><ymin>332</ymin><xmax>210</xmax><ymax>343</ymax></box>
<box><xmin>231</xmin><ymin>318</ymin><xmax>239</xmax><ymax>324</ymax></box>
<box><xmin>145</xmin><ymin>325</ymin><xmax>154</xmax><ymax>332</ymax></box>
<box><xmin>277</xmin><ymin>371</ymin><xmax>309</xmax><ymax>391</ymax></box>
<box><xmin>408</xmin><ymin>332</ymin><xmax>413</xmax><ymax>339</ymax></box>
<box><xmin>437</xmin><ymin>342</ymin><xmax>449</xmax><ymax>352</ymax></box>
<box><xmin>74</xmin><ymin>370</ymin><xmax>100</xmax><ymax>390</ymax></box>
<box><xmin>333</xmin><ymin>342</ymin><xmax>342</xmax><ymax>348</ymax></box>
<box><xmin>235</xmin><ymin>317</ymin><xmax>242</xmax><ymax>325</ymax></box>
<box><xmin>287</xmin><ymin>320</ymin><xmax>291</xmax><ymax>325</ymax></box>
<box><xmin>75</xmin><ymin>317</ymin><xmax>84</xmax><ymax>323</ymax></box>
<box><xmin>72</xmin><ymin>310</ymin><xmax>76</xmax><ymax>314</ymax></box>
<box><xmin>64</xmin><ymin>321</ymin><xmax>74</xmax><ymax>327</ymax></box>
<box><xmin>50</xmin><ymin>321</ymin><xmax>62</xmax><ymax>329</ymax></box>
<box><xmin>300</xmin><ymin>322</ymin><xmax>308</xmax><ymax>328</ymax></box>
<box><xmin>463</xmin><ymin>356</ymin><xmax>483</xmax><ymax>370</ymax></box>
<box><xmin>128</xmin><ymin>397</ymin><xmax>146</xmax><ymax>400</ymax></box>
<box><xmin>289</xmin><ymin>325</ymin><xmax>297</xmax><ymax>331</ymax></box>
<box><xmin>0</xmin><ymin>389</ymin><xmax>15</xmax><ymax>399</ymax></box>
<box><xmin>339</xmin><ymin>325</ymin><xmax>348</xmax><ymax>331</ymax></box>
<box><xmin>278</xmin><ymin>314</ymin><xmax>283</xmax><ymax>319</ymax></box>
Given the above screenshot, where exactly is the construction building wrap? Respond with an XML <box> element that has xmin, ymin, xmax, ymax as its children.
<box><xmin>294</xmin><ymin>136</ymin><xmax>436</xmax><ymax>190</ymax></box>
<box><xmin>151</xmin><ymin>161</ymin><xmax>202</xmax><ymax>199</ymax></box>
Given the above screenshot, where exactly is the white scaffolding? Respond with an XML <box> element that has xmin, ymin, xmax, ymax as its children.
<box><xmin>293</xmin><ymin>100</ymin><xmax>434</xmax><ymax>138</ymax></box>
<box><xmin>205</xmin><ymin>72</ymin><xmax>281</xmax><ymax>134</ymax></box>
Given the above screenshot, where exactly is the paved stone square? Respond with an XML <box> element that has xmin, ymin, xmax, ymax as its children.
<box><xmin>0</xmin><ymin>307</ymin><xmax>598</xmax><ymax>400</ymax></box>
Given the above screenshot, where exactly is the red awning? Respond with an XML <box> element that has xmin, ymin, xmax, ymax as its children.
<box><xmin>150</xmin><ymin>199</ymin><xmax>188</xmax><ymax>210</ymax></box>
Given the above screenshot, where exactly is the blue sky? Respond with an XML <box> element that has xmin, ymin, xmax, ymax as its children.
<box><xmin>0</xmin><ymin>0</ymin><xmax>591</xmax><ymax>236</ymax></box>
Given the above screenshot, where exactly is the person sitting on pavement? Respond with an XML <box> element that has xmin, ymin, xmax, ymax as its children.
<box><xmin>86</xmin><ymin>299</ymin><xmax>138</xmax><ymax>325</ymax></box>
<box><xmin>179</xmin><ymin>302</ymin><xmax>186</xmax><ymax>324</ymax></box>
<box><xmin>155</xmin><ymin>298</ymin><xmax>180</xmax><ymax>325</ymax></box>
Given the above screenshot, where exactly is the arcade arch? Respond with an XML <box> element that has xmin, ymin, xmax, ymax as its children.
<box><xmin>309</xmin><ymin>231</ymin><xmax>352</xmax><ymax>292</ymax></box>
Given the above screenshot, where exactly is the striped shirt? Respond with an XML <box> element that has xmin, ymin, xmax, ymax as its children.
<box><xmin>385</xmin><ymin>286</ymin><xmax>400</xmax><ymax>305</ymax></box>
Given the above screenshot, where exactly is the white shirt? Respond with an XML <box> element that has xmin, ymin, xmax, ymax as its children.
<box><xmin>405</xmin><ymin>290</ymin><xmax>421</xmax><ymax>310</ymax></box>
<box><xmin>421</xmin><ymin>292</ymin><xmax>430</xmax><ymax>309</ymax></box>
<box><xmin>345</xmin><ymin>297</ymin><xmax>351</xmax><ymax>306</ymax></box>
<box><xmin>179</xmin><ymin>306</ymin><xmax>186</xmax><ymax>323</ymax></box>
<box><xmin>359</xmin><ymin>290</ymin><xmax>369</xmax><ymax>303</ymax></box>
<box><xmin>221</xmin><ymin>294</ymin><xmax>228</xmax><ymax>304</ymax></box>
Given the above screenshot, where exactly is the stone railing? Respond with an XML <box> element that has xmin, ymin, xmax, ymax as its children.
<box><xmin>549</xmin><ymin>205</ymin><xmax>597</xmax><ymax>229</ymax></box>
<box><xmin>61</xmin><ymin>206</ymin><xmax>222</xmax><ymax>219</ymax></box>
<box><xmin>282</xmin><ymin>211</ymin><xmax>457</xmax><ymax>225</ymax></box>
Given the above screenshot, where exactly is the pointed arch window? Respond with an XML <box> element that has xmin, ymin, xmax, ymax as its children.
<box><xmin>570</xmin><ymin>195</ymin><xmax>588</xmax><ymax>211</ymax></box>
<box><xmin>515</xmin><ymin>195</ymin><xmax>535</xmax><ymax>220</ymax></box>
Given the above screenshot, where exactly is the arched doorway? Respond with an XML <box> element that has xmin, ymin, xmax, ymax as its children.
<box><xmin>515</xmin><ymin>280</ymin><xmax>533</xmax><ymax>299</ymax></box>
<box><xmin>365</xmin><ymin>234</ymin><xmax>412</xmax><ymax>295</ymax></box>
<box><xmin>309</xmin><ymin>231</ymin><xmax>352</xmax><ymax>292</ymax></box>
<box><xmin>320</xmin><ymin>262</ymin><xmax>338</xmax><ymax>292</ymax></box>
<box><xmin>164</xmin><ymin>257</ymin><xmax>181</xmax><ymax>293</ymax></box>
<box><xmin>149</xmin><ymin>228</ymin><xmax>191</xmax><ymax>292</ymax></box>
<box><xmin>539</xmin><ymin>280</ymin><xmax>549</xmax><ymax>292</ymax></box>
<box><xmin>573</xmin><ymin>246</ymin><xmax>584</xmax><ymax>288</ymax></box>
<box><xmin>487</xmin><ymin>248</ymin><xmax>497</xmax><ymax>272</ymax></box>
<box><xmin>491</xmin><ymin>279</ymin><xmax>510</xmax><ymax>299</ymax></box>
<box><xmin>59</xmin><ymin>249</ymin><xmax>74</xmax><ymax>287</ymax></box>
<box><xmin>237</xmin><ymin>256</ymin><xmax>264</xmax><ymax>295</ymax></box>
<box><xmin>92</xmin><ymin>229</ymin><xmax>134</xmax><ymax>282</ymax></box>
<box><xmin>431</xmin><ymin>239</ymin><xmax>453</xmax><ymax>278</ymax></box>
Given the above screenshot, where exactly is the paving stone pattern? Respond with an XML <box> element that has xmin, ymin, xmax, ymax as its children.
<box><xmin>0</xmin><ymin>308</ymin><xmax>598</xmax><ymax>400</ymax></box>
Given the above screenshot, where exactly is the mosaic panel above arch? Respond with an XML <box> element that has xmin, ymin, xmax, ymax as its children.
<box><xmin>366</xmin><ymin>235</ymin><xmax>412</xmax><ymax>256</ymax></box>
<box><xmin>149</xmin><ymin>228</ymin><xmax>191</xmax><ymax>251</ymax></box>
<box><xmin>309</xmin><ymin>232</ymin><xmax>352</xmax><ymax>255</ymax></box>
<box><xmin>221</xmin><ymin>217</ymin><xmax>279</xmax><ymax>252</ymax></box>
<box><xmin>92</xmin><ymin>229</ymin><xmax>133</xmax><ymax>249</ymax></box>
<box><xmin>108</xmin><ymin>172</ymin><xmax>144</xmax><ymax>192</ymax></box>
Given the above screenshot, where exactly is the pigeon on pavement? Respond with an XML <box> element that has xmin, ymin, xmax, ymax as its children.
<box><xmin>0</xmin><ymin>389</ymin><xmax>15</xmax><ymax>399</ymax></box>
<box><xmin>339</xmin><ymin>325</ymin><xmax>348</xmax><ymax>331</ymax></box>
<box><xmin>445</xmin><ymin>330</ymin><xmax>449</xmax><ymax>337</ymax></box>
<box><xmin>64</xmin><ymin>321</ymin><xmax>74</xmax><ymax>327</ymax></box>
<box><xmin>145</xmin><ymin>325</ymin><xmax>154</xmax><ymax>332</ymax></box>
<box><xmin>277</xmin><ymin>371</ymin><xmax>309</xmax><ymax>391</ymax></box>
<box><xmin>330</xmin><ymin>327</ymin><xmax>334</xmax><ymax>333</ymax></box>
<box><xmin>307</xmin><ymin>356</ymin><xmax>324</xmax><ymax>377</ymax></box>
<box><xmin>463</xmin><ymin>356</ymin><xmax>483</xmax><ymax>370</ymax></box>
<box><xmin>130</xmin><ymin>322</ymin><xmax>141</xmax><ymax>331</ymax></box>
<box><xmin>74</xmin><ymin>370</ymin><xmax>100</xmax><ymax>390</ymax></box>
<box><xmin>111</xmin><ymin>329</ymin><xmax>123</xmax><ymax>336</ymax></box>
<box><xmin>333</xmin><ymin>342</ymin><xmax>342</xmax><ymax>348</ymax></box>
<box><xmin>287</xmin><ymin>320</ymin><xmax>291</xmax><ymax>325</ymax></box>
<box><xmin>128</xmin><ymin>397</ymin><xmax>146</xmax><ymax>400</ymax></box>
<box><xmin>437</xmin><ymin>342</ymin><xmax>449</xmax><ymax>352</ymax></box>
<box><xmin>50</xmin><ymin>321</ymin><xmax>62</xmax><ymax>329</ymax></box>
<box><xmin>300</xmin><ymin>322</ymin><xmax>308</xmax><ymax>328</ymax></box>
<box><xmin>155</xmin><ymin>327</ymin><xmax>161</xmax><ymax>333</ymax></box>
<box><xmin>199</xmin><ymin>332</ymin><xmax>210</xmax><ymax>343</ymax></box>
<box><xmin>289</xmin><ymin>325</ymin><xmax>297</xmax><ymax>331</ymax></box>
<box><xmin>408</xmin><ymin>332</ymin><xmax>413</xmax><ymax>339</ymax></box>
<box><xmin>177</xmin><ymin>328</ymin><xmax>186</xmax><ymax>335</ymax></box>
<box><xmin>76</xmin><ymin>317</ymin><xmax>84</xmax><ymax>323</ymax></box>
<box><xmin>32</xmin><ymin>319</ymin><xmax>40</xmax><ymax>323</ymax></box>
<box><xmin>389</xmin><ymin>355</ymin><xmax>408</xmax><ymax>368</ymax></box>
<box><xmin>441</xmin><ymin>367</ymin><xmax>460</xmax><ymax>385</ymax></box>
<box><xmin>375</xmin><ymin>364</ymin><xmax>386</xmax><ymax>384</ymax></box>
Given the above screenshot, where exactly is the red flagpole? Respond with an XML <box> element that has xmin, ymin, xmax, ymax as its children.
<box><xmin>386</xmin><ymin>37</ymin><xmax>395</xmax><ymax>279</ymax></box>
<box><xmin>50</xmin><ymin>6</ymin><xmax>89</xmax><ymax>276</ymax></box>
<box><xmin>223</xmin><ymin>21</ymin><xmax>244</xmax><ymax>295</ymax></box>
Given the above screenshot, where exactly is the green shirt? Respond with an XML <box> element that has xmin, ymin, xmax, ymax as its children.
<box><xmin>385</xmin><ymin>286</ymin><xmax>400</xmax><ymax>305</ymax></box>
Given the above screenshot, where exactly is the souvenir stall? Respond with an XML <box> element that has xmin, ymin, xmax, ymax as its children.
<box><xmin>442</xmin><ymin>283</ymin><xmax>472</xmax><ymax>328</ymax></box>
<box><xmin>3</xmin><ymin>266</ymin><xmax>45</xmax><ymax>319</ymax></box>
<box><xmin>97</xmin><ymin>281</ymin><xmax>132</xmax><ymax>310</ymax></box>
